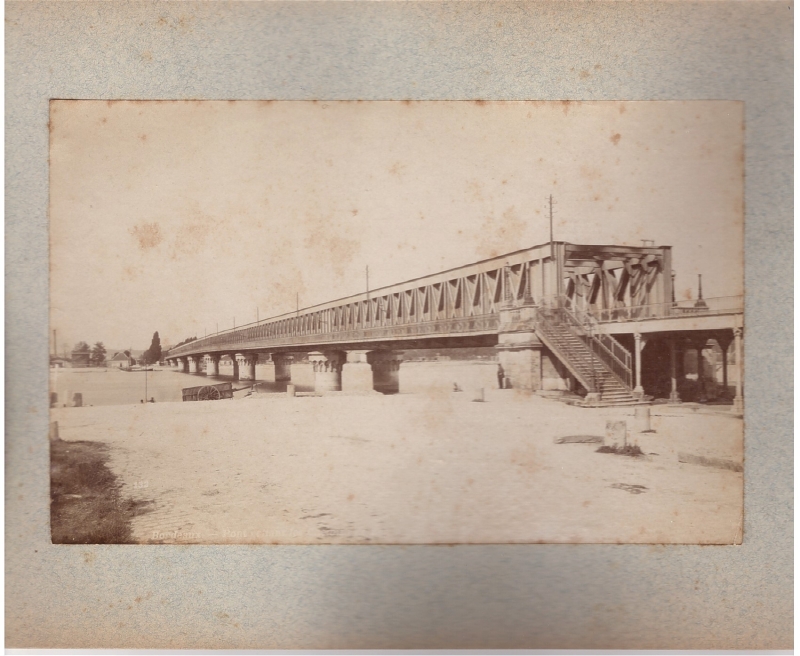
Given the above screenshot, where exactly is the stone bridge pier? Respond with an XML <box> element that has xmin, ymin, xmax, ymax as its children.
<box><xmin>309</xmin><ymin>350</ymin><xmax>403</xmax><ymax>393</ymax></box>
<box><xmin>495</xmin><ymin>295</ymin><xmax>544</xmax><ymax>391</ymax></box>
<box><xmin>308</xmin><ymin>351</ymin><xmax>345</xmax><ymax>392</ymax></box>
<box><xmin>204</xmin><ymin>354</ymin><xmax>220</xmax><ymax>377</ymax></box>
<box><xmin>236</xmin><ymin>353</ymin><xmax>257</xmax><ymax>381</ymax></box>
<box><xmin>188</xmin><ymin>355</ymin><xmax>203</xmax><ymax>374</ymax></box>
<box><xmin>369</xmin><ymin>351</ymin><xmax>403</xmax><ymax>394</ymax></box>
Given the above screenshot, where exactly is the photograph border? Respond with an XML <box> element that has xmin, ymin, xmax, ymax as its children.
<box><xmin>6</xmin><ymin>1</ymin><xmax>792</xmax><ymax>649</ymax></box>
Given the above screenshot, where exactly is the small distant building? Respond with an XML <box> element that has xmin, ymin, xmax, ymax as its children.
<box><xmin>50</xmin><ymin>356</ymin><xmax>70</xmax><ymax>368</ymax></box>
<box><xmin>108</xmin><ymin>351</ymin><xmax>135</xmax><ymax>368</ymax></box>
<box><xmin>70</xmin><ymin>345</ymin><xmax>91</xmax><ymax>368</ymax></box>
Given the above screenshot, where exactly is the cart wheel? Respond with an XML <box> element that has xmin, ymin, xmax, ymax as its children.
<box><xmin>197</xmin><ymin>386</ymin><xmax>220</xmax><ymax>401</ymax></box>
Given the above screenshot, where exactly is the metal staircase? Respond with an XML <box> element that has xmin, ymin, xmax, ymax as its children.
<box><xmin>534</xmin><ymin>302</ymin><xmax>639</xmax><ymax>406</ymax></box>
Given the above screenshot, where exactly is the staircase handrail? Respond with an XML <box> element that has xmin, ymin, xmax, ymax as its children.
<box><xmin>532</xmin><ymin>306</ymin><xmax>597</xmax><ymax>392</ymax></box>
<box><xmin>552</xmin><ymin>299</ymin><xmax>633</xmax><ymax>390</ymax></box>
<box><xmin>564</xmin><ymin>305</ymin><xmax>631</xmax><ymax>371</ymax></box>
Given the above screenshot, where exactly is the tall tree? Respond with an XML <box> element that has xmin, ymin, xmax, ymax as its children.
<box><xmin>90</xmin><ymin>342</ymin><xmax>107</xmax><ymax>367</ymax></box>
<box><xmin>143</xmin><ymin>331</ymin><xmax>162</xmax><ymax>365</ymax></box>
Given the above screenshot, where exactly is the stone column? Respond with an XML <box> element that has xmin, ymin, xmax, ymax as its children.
<box><xmin>308</xmin><ymin>351</ymin><xmax>345</xmax><ymax>392</ymax></box>
<box><xmin>692</xmin><ymin>337</ymin><xmax>709</xmax><ymax>402</ymax></box>
<box><xmin>732</xmin><ymin>327</ymin><xmax>743</xmax><ymax>414</ymax></box>
<box><xmin>236</xmin><ymin>353</ymin><xmax>257</xmax><ymax>381</ymax></box>
<box><xmin>188</xmin><ymin>355</ymin><xmax>201</xmax><ymax>374</ymax></box>
<box><xmin>668</xmin><ymin>336</ymin><xmax>681</xmax><ymax>404</ymax></box>
<box><xmin>716</xmin><ymin>333</ymin><xmax>733</xmax><ymax>399</ymax></box>
<box><xmin>341</xmin><ymin>350</ymin><xmax>374</xmax><ymax>392</ymax></box>
<box><xmin>371</xmin><ymin>351</ymin><xmax>403</xmax><ymax>394</ymax></box>
<box><xmin>633</xmin><ymin>332</ymin><xmax>645</xmax><ymax>399</ymax></box>
<box><xmin>204</xmin><ymin>354</ymin><xmax>220</xmax><ymax>377</ymax></box>
<box><xmin>720</xmin><ymin>345</ymin><xmax>729</xmax><ymax>394</ymax></box>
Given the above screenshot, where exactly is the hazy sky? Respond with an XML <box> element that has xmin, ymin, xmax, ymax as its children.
<box><xmin>50</xmin><ymin>100</ymin><xmax>743</xmax><ymax>352</ymax></box>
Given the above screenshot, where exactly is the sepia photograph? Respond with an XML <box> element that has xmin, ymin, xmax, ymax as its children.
<box><xmin>49</xmin><ymin>99</ymin><xmax>744</xmax><ymax>545</ymax></box>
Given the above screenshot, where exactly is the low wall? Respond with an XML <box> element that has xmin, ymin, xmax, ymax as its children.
<box><xmin>399</xmin><ymin>361</ymin><xmax>501</xmax><ymax>394</ymax></box>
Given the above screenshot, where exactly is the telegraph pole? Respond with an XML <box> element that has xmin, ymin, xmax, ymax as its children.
<box><xmin>548</xmin><ymin>194</ymin><xmax>556</xmax><ymax>307</ymax></box>
<box><xmin>366</xmin><ymin>265</ymin><xmax>370</xmax><ymax>299</ymax></box>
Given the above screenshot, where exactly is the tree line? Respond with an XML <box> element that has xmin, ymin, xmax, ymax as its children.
<box><xmin>70</xmin><ymin>341</ymin><xmax>108</xmax><ymax>367</ymax></box>
<box><xmin>67</xmin><ymin>331</ymin><xmax>163</xmax><ymax>366</ymax></box>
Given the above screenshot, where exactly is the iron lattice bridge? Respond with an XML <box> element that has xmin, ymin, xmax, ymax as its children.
<box><xmin>172</xmin><ymin>314</ymin><xmax>501</xmax><ymax>356</ymax></box>
<box><xmin>166</xmin><ymin>241</ymin><xmax>739</xmax><ymax>359</ymax></box>
<box><xmin>168</xmin><ymin>242</ymin><xmax>559</xmax><ymax>357</ymax></box>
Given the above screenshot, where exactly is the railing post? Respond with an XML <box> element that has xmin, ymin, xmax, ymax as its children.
<box><xmin>633</xmin><ymin>332</ymin><xmax>645</xmax><ymax>399</ymax></box>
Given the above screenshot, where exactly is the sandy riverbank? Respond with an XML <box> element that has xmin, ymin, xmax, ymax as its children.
<box><xmin>50</xmin><ymin>391</ymin><xmax>742</xmax><ymax>544</ymax></box>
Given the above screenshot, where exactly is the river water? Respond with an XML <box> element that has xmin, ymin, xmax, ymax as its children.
<box><xmin>49</xmin><ymin>368</ymin><xmax>278</xmax><ymax>407</ymax></box>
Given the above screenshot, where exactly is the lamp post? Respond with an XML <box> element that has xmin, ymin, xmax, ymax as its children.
<box><xmin>671</xmin><ymin>270</ymin><xmax>676</xmax><ymax>306</ymax></box>
<box><xmin>694</xmin><ymin>273</ymin><xmax>708</xmax><ymax>309</ymax></box>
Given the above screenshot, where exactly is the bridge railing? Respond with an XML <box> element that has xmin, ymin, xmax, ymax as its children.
<box><xmin>167</xmin><ymin>314</ymin><xmax>500</xmax><ymax>356</ymax></box>
<box><xmin>578</xmin><ymin>295</ymin><xmax>744</xmax><ymax>323</ymax></box>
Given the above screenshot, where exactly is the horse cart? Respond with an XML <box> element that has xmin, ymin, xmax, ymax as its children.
<box><xmin>181</xmin><ymin>381</ymin><xmax>234</xmax><ymax>402</ymax></box>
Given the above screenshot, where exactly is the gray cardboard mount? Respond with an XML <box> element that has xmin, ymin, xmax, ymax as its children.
<box><xmin>5</xmin><ymin>1</ymin><xmax>792</xmax><ymax>649</ymax></box>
